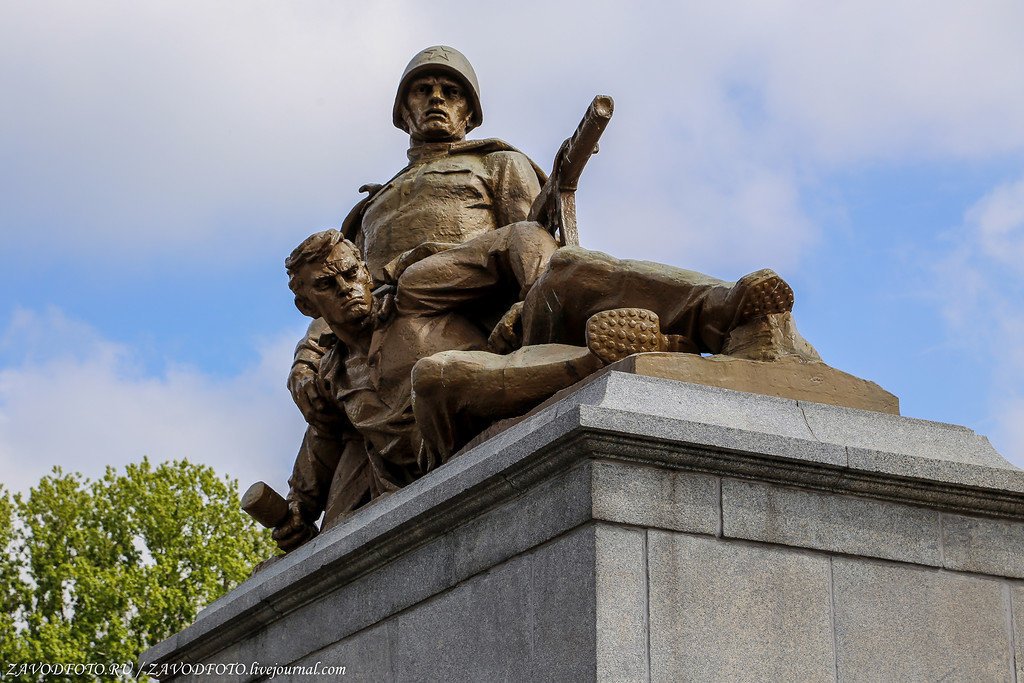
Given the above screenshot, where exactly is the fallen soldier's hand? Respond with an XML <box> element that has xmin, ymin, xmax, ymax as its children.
<box><xmin>488</xmin><ymin>301</ymin><xmax>524</xmax><ymax>354</ymax></box>
<box><xmin>383</xmin><ymin>241</ymin><xmax>459</xmax><ymax>284</ymax></box>
<box><xmin>272</xmin><ymin>502</ymin><xmax>319</xmax><ymax>553</ymax></box>
<box><xmin>288</xmin><ymin>365</ymin><xmax>340</xmax><ymax>434</ymax></box>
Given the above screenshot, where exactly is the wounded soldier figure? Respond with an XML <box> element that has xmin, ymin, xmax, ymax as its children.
<box><xmin>273</xmin><ymin>224</ymin><xmax>805</xmax><ymax>551</ymax></box>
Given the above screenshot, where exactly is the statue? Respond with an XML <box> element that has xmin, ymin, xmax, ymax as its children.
<box><xmin>245</xmin><ymin>46</ymin><xmax>831</xmax><ymax>554</ymax></box>
<box><xmin>287</xmin><ymin>45</ymin><xmax>543</xmax><ymax>458</ymax></box>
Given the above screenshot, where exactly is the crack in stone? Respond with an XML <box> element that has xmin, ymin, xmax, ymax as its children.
<box><xmin>796</xmin><ymin>400</ymin><xmax>823</xmax><ymax>442</ymax></box>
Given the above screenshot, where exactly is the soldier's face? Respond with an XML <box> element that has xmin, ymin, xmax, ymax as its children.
<box><xmin>402</xmin><ymin>74</ymin><xmax>472</xmax><ymax>142</ymax></box>
<box><xmin>299</xmin><ymin>242</ymin><xmax>374</xmax><ymax>330</ymax></box>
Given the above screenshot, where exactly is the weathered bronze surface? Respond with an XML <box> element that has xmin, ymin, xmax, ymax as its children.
<box><xmin>248</xmin><ymin>46</ymin><xmax>888</xmax><ymax>553</ymax></box>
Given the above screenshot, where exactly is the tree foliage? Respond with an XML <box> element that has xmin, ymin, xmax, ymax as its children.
<box><xmin>0</xmin><ymin>458</ymin><xmax>276</xmax><ymax>680</ymax></box>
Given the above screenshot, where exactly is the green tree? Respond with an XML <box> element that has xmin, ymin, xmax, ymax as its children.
<box><xmin>0</xmin><ymin>458</ymin><xmax>276</xmax><ymax>681</ymax></box>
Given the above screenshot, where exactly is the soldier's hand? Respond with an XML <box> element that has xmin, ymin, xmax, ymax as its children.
<box><xmin>383</xmin><ymin>241</ymin><xmax>459</xmax><ymax>284</ymax></box>
<box><xmin>272</xmin><ymin>502</ymin><xmax>318</xmax><ymax>553</ymax></box>
<box><xmin>289</xmin><ymin>365</ymin><xmax>337</xmax><ymax>433</ymax></box>
<box><xmin>488</xmin><ymin>301</ymin><xmax>524</xmax><ymax>354</ymax></box>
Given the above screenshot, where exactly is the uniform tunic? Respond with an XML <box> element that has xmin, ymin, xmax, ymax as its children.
<box><xmin>357</xmin><ymin>140</ymin><xmax>542</xmax><ymax>282</ymax></box>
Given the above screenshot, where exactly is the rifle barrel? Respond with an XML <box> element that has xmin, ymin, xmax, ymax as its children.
<box><xmin>558</xmin><ymin>95</ymin><xmax>614</xmax><ymax>191</ymax></box>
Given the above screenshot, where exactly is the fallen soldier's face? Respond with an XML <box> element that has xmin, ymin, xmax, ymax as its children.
<box><xmin>301</xmin><ymin>242</ymin><xmax>375</xmax><ymax>329</ymax></box>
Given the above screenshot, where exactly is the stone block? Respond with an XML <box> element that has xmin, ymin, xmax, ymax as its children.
<box><xmin>304</xmin><ymin>524</ymin><xmax>601</xmax><ymax>683</ymax></box>
<box><xmin>230</xmin><ymin>528</ymin><xmax>457</xmax><ymax>670</ymax></box>
<box><xmin>287</xmin><ymin>620</ymin><xmax>395</xmax><ymax>682</ymax></box>
<box><xmin>594</xmin><ymin>525</ymin><xmax>647</xmax><ymax>681</ymax></box>
<box><xmin>451</xmin><ymin>462</ymin><xmax>593</xmax><ymax>579</ymax></box>
<box><xmin>799</xmin><ymin>398</ymin><xmax>1014</xmax><ymax>472</ymax></box>
<box><xmin>144</xmin><ymin>372</ymin><xmax>1024</xmax><ymax>680</ymax></box>
<box><xmin>942</xmin><ymin>512</ymin><xmax>1024</xmax><ymax>579</ymax></box>
<box><xmin>613</xmin><ymin>352</ymin><xmax>898</xmax><ymax>414</ymax></box>
<box><xmin>591</xmin><ymin>460</ymin><xmax>719</xmax><ymax>534</ymax></box>
<box><xmin>1014</xmin><ymin>585</ymin><xmax>1024</xmax><ymax>681</ymax></box>
<box><xmin>588</xmin><ymin>373</ymin><xmax>819</xmax><ymax>443</ymax></box>
<box><xmin>647</xmin><ymin>531</ymin><xmax>834</xmax><ymax>681</ymax></box>
<box><xmin>722</xmin><ymin>478</ymin><xmax>941</xmax><ymax>565</ymax></box>
<box><xmin>391</xmin><ymin>551</ymin><xmax>534</xmax><ymax>682</ymax></box>
<box><xmin>528</xmin><ymin>525</ymin><xmax>597</xmax><ymax>681</ymax></box>
<box><xmin>832</xmin><ymin>558</ymin><xmax>1011</xmax><ymax>681</ymax></box>
<box><xmin>173</xmin><ymin>642</ymin><xmax>245</xmax><ymax>683</ymax></box>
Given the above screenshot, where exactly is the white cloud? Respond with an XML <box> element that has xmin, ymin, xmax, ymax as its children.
<box><xmin>585</xmin><ymin>164</ymin><xmax>815</xmax><ymax>275</ymax></box>
<box><xmin>0</xmin><ymin>308</ymin><xmax>306</xmax><ymax>493</ymax></box>
<box><xmin>0</xmin><ymin>1</ymin><xmax>422</xmax><ymax>260</ymax></box>
<box><xmin>707</xmin><ymin>1</ymin><xmax>1024</xmax><ymax>162</ymax></box>
<box><xmin>965</xmin><ymin>177</ymin><xmax>1024</xmax><ymax>271</ymax></box>
<box><xmin>932</xmin><ymin>178</ymin><xmax>1024</xmax><ymax>467</ymax></box>
<box><xmin>7</xmin><ymin>1</ymin><xmax>1020</xmax><ymax>273</ymax></box>
<box><xmin>4</xmin><ymin>0</ymin><xmax>1024</xmax><ymax>474</ymax></box>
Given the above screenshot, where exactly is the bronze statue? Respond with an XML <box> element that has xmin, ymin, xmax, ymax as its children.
<box><xmin>254</xmin><ymin>46</ymin><xmax>825</xmax><ymax>553</ymax></box>
<box><xmin>288</xmin><ymin>46</ymin><xmax>543</xmax><ymax>445</ymax></box>
<box><xmin>277</xmin><ymin>46</ymin><xmax>552</xmax><ymax>547</ymax></box>
<box><xmin>273</xmin><ymin>230</ymin><xmax>599</xmax><ymax>549</ymax></box>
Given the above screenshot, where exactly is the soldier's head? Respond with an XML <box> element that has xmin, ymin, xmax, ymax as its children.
<box><xmin>393</xmin><ymin>46</ymin><xmax>482</xmax><ymax>143</ymax></box>
<box><xmin>286</xmin><ymin>230</ymin><xmax>374</xmax><ymax>330</ymax></box>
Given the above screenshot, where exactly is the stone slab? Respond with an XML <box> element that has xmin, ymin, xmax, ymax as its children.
<box><xmin>584</xmin><ymin>372</ymin><xmax>1017</xmax><ymax>475</ymax></box>
<box><xmin>389</xmin><ymin>551</ymin><xmax>535</xmax><ymax>681</ymax></box>
<box><xmin>615</xmin><ymin>352</ymin><xmax>899</xmax><ymax>414</ymax></box>
<box><xmin>647</xmin><ymin>531</ymin><xmax>835</xmax><ymax>681</ymax></box>
<box><xmin>799</xmin><ymin>397</ymin><xmax>1011</xmax><ymax>470</ymax></box>
<box><xmin>594</xmin><ymin>525</ymin><xmax>647</xmax><ymax>681</ymax></box>
<box><xmin>450</xmin><ymin>461</ymin><xmax>593</xmax><ymax>580</ymax></box>
<box><xmin>942</xmin><ymin>512</ymin><xmax>1024</xmax><ymax>579</ymax></box>
<box><xmin>590</xmin><ymin>460</ymin><xmax>719</xmax><ymax>534</ymax></box>
<box><xmin>286</xmin><ymin>620</ymin><xmax>394</xmax><ymax>683</ymax></box>
<box><xmin>143</xmin><ymin>371</ymin><xmax>1024</xmax><ymax>675</ymax></box>
<box><xmin>832</xmin><ymin>558</ymin><xmax>1012</xmax><ymax>681</ymax></box>
<box><xmin>722</xmin><ymin>478</ymin><xmax>942</xmax><ymax>566</ymax></box>
<box><xmin>1014</xmin><ymin>585</ymin><xmax>1023</xmax><ymax>681</ymax></box>
<box><xmin>528</xmin><ymin>525</ymin><xmax>597</xmax><ymax>681</ymax></box>
<box><xmin>202</xmin><ymin>525</ymin><xmax>596</xmax><ymax>683</ymax></box>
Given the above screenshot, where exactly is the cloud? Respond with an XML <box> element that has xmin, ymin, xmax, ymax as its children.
<box><xmin>714</xmin><ymin>2</ymin><xmax>1024</xmax><ymax>162</ymax></box>
<box><xmin>15</xmin><ymin>1</ymin><xmax>1022</xmax><ymax>274</ymax></box>
<box><xmin>965</xmin><ymin>177</ymin><xmax>1024</xmax><ymax>272</ymax></box>
<box><xmin>0</xmin><ymin>308</ymin><xmax>306</xmax><ymax>493</ymax></box>
<box><xmin>0</xmin><ymin>2</ymin><xmax>422</xmax><ymax>261</ymax></box>
<box><xmin>931</xmin><ymin>178</ymin><xmax>1024</xmax><ymax>467</ymax></box>
<box><xmin>4</xmin><ymin>0</ymin><xmax>1024</xmax><ymax>477</ymax></box>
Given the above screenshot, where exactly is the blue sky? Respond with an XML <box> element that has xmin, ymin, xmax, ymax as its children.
<box><xmin>2</xmin><ymin>1</ymin><xmax>1024</xmax><ymax>492</ymax></box>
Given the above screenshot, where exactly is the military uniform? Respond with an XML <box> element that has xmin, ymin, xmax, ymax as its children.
<box><xmin>287</xmin><ymin>301</ymin><xmax>490</xmax><ymax>528</ymax></box>
<box><xmin>282</xmin><ymin>42</ymin><xmax>557</xmax><ymax>532</ymax></box>
<box><xmin>354</xmin><ymin>140</ymin><xmax>543</xmax><ymax>283</ymax></box>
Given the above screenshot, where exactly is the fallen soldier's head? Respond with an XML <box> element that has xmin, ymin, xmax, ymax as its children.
<box><xmin>286</xmin><ymin>229</ymin><xmax>375</xmax><ymax>331</ymax></box>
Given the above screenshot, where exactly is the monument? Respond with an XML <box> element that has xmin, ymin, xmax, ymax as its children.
<box><xmin>142</xmin><ymin>47</ymin><xmax>1024</xmax><ymax>681</ymax></box>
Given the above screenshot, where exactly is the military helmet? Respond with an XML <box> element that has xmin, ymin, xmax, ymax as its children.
<box><xmin>392</xmin><ymin>45</ymin><xmax>482</xmax><ymax>133</ymax></box>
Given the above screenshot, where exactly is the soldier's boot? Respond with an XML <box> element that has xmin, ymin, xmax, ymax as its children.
<box><xmin>585</xmin><ymin>308</ymin><xmax>695</xmax><ymax>364</ymax></box>
<box><xmin>718</xmin><ymin>269</ymin><xmax>822</xmax><ymax>361</ymax></box>
<box><xmin>728</xmin><ymin>269</ymin><xmax>795</xmax><ymax>325</ymax></box>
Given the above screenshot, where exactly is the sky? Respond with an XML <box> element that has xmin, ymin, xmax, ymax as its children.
<box><xmin>2</xmin><ymin>0</ymin><xmax>1024</xmax><ymax>494</ymax></box>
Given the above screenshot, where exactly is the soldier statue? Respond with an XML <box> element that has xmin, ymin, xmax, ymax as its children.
<box><xmin>258</xmin><ymin>46</ymin><xmax>819</xmax><ymax>553</ymax></box>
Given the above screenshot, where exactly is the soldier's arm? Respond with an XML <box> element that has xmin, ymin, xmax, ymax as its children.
<box><xmin>288</xmin><ymin>318</ymin><xmax>340</xmax><ymax>431</ymax></box>
<box><xmin>485</xmin><ymin>150</ymin><xmax>543</xmax><ymax>228</ymax></box>
<box><xmin>278</xmin><ymin>370</ymin><xmax>361</xmax><ymax>552</ymax></box>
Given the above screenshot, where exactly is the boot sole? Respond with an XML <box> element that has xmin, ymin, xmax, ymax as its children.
<box><xmin>586</xmin><ymin>308</ymin><xmax>666</xmax><ymax>364</ymax></box>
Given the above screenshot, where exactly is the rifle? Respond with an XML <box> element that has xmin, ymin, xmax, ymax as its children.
<box><xmin>528</xmin><ymin>95</ymin><xmax>614</xmax><ymax>247</ymax></box>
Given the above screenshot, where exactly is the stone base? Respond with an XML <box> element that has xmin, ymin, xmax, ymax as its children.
<box><xmin>143</xmin><ymin>372</ymin><xmax>1024</xmax><ymax>682</ymax></box>
<box><xmin>611</xmin><ymin>352</ymin><xmax>899</xmax><ymax>414</ymax></box>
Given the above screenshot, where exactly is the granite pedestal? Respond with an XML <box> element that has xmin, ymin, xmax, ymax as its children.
<box><xmin>142</xmin><ymin>370</ymin><xmax>1024</xmax><ymax>682</ymax></box>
